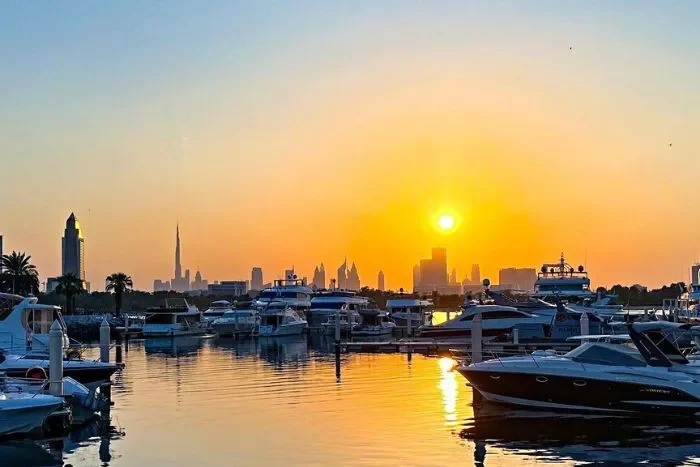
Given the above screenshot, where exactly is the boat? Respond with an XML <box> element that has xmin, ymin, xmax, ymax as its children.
<box><xmin>308</xmin><ymin>290</ymin><xmax>368</xmax><ymax>328</ymax></box>
<box><xmin>386</xmin><ymin>296</ymin><xmax>433</xmax><ymax>328</ymax></box>
<box><xmin>532</xmin><ymin>254</ymin><xmax>595</xmax><ymax>300</ymax></box>
<box><xmin>202</xmin><ymin>300</ymin><xmax>233</xmax><ymax>324</ymax></box>
<box><xmin>0</xmin><ymin>293</ymin><xmax>70</xmax><ymax>354</ymax></box>
<box><xmin>258</xmin><ymin>302</ymin><xmax>307</xmax><ymax>337</ymax></box>
<box><xmin>0</xmin><ymin>350</ymin><xmax>118</xmax><ymax>386</ymax></box>
<box><xmin>0</xmin><ymin>391</ymin><xmax>65</xmax><ymax>437</ymax></box>
<box><xmin>418</xmin><ymin>304</ymin><xmax>553</xmax><ymax>340</ymax></box>
<box><xmin>351</xmin><ymin>309</ymin><xmax>395</xmax><ymax>337</ymax></box>
<box><xmin>142</xmin><ymin>299</ymin><xmax>205</xmax><ymax>337</ymax></box>
<box><xmin>457</xmin><ymin>324</ymin><xmax>700</xmax><ymax>416</ymax></box>
<box><xmin>211</xmin><ymin>307</ymin><xmax>259</xmax><ymax>336</ymax></box>
<box><xmin>255</xmin><ymin>276</ymin><xmax>313</xmax><ymax>319</ymax></box>
<box><xmin>321</xmin><ymin>309</ymin><xmax>362</xmax><ymax>336</ymax></box>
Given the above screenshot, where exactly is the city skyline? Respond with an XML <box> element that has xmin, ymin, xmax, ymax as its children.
<box><xmin>2</xmin><ymin>3</ymin><xmax>700</xmax><ymax>291</ymax></box>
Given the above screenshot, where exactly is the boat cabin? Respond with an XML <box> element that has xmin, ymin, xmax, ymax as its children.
<box><xmin>0</xmin><ymin>293</ymin><xmax>68</xmax><ymax>353</ymax></box>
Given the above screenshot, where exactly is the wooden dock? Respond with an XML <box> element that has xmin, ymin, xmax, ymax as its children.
<box><xmin>343</xmin><ymin>339</ymin><xmax>579</xmax><ymax>356</ymax></box>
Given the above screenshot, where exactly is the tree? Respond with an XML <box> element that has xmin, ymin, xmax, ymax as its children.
<box><xmin>55</xmin><ymin>273</ymin><xmax>86</xmax><ymax>314</ymax></box>
<box><xmin>105</xmin><ymin>272</ymin><xmax>133</xmax><ymax>316</ymax></box>
<box><xmin>0</xmin><ymin>251</ymin><xmax>39</xmax><ymax>295</ymax></box>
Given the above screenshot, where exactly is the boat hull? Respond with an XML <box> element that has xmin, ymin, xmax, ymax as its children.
<box><xmin>211</xmin><ymin>321</ymin><xmax>257</xmax><ymax>337</ymax></box>
<box><xmin>460</xmin><ymin>368</ymin><xmax>700</xmax><ymax>416</ymax></box>
<box><xmin>0</xmin><ymin>395</ymin><xmax>64</xmax><ymax>437</ymax></box>
<box><xmin>258</xmin><ymin>322</ymin><xmax>306</xmax><ymax>337</ymax></box>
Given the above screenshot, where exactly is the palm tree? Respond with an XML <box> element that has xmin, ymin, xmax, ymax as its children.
<box><xmin>55</xmin><ymin>273</ymin><xmax>86</xmax><ymax>314</ymax></box>
<box><xmin>0</xmin><ymin>251</ymin><xmax>39</xmax><ymax>295</ymax></box>
<box><xmin>105</xmin><ymin>272</ymin><xmax>133</xmax><ymax>316</ymax></box>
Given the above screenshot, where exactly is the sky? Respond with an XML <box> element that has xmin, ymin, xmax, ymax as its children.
<box><xmin>1</xmin><ymin>1</ymin><xmax>699</xmax><ymax>291</ymax></box>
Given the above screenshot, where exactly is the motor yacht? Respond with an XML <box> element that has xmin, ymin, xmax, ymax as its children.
<box><xmin>0</xmin><ymin>350</ymin><xmax>118</xmax><ymax>386</ymax></box>
<box><xmin>258</xmin><ymin>302</ymin><xmax>307</xmax><ymax>337</ymax></box>
<box><xmin>321</xmin><ymin>309</ymin><xmax>362</xmax><ymax>336</ymax></box>
<box><xmin>386</xmin><ymin>297</ymin><xmax>433</xmax><ymax>328</ymax></box>
<box><xmin>0</xmin><ymin>293</ymin><xmax>70</xmax><ymax>354</ymax></box>
<box><xmin>352</xmin><ymin>309</ymin><xmax>396</xmax><ymax>337</ymax></box>
<box><xmin>457</xmin><ymin>324</ymin><xmax>700</xmax><ymax>416</ymax></box>
<box><xmin>0</xmin><ymin>391</ymin><xmax>65</xmax><ymax>437</ymax></box>
<box><xmin>142</xmin><ymin>299</ymin><xmax>205</xmax><ymax>337</ymax></box>
<box><xmin>202</xmin><ymin>300</ymin><xmax>233</xmax><ymax>324</ymax></box>
<box><xmin>532</xmin><ymin>254</ymin><xmax>595</xmax><ymax>301</ymax></box>
<box><xmin>255</xmin><ymin>277</ymin><xmax>312</xmax><ymax>319</ymax></box>
<box><xmin>211</xmin><ymin>306</ymin><xmax>259</xmax><ymax>336</ymax></box>
<box><xmin>308</xmin><ymin>291</ymin><xmax>368</xmax><ymax>328</ymax></box>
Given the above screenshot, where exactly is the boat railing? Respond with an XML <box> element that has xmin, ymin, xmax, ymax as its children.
<box><xmin>477</xmin><ymin>348</ymin><xmax>649</xmax><ymax>372</ymax></box>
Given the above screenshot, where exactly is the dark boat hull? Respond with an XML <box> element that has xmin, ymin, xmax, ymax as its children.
<box><xmin>4</xmin><ymin>365</ymin><xmax>117</xmax><ymax>385</ymax></box>
<box><xmin>460</xmin><ymin>368</ymin><xmax>700</xmax><ymax>416</ymax></box>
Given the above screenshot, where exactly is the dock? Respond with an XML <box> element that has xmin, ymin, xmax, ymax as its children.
<box><xmin>343</xmin><ymin>339</ymin><xmax>580</xmax><ymax>356</ymax></box>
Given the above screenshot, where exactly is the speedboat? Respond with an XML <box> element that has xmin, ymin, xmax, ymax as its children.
<box><xmin>255</xmin><ymin>277</ymin><xmax>312</xmax><ymax>319</ymax></box>
<box><xmin>0</xmin><ymin>350</ymin><xmax>118</xmax><ymax>386</ymax></box>
<box><xmin>211</xmin><ymin>307</ymin><xmax>259</xmax><ymax>336</ymax></box>
<box><xmin>418</xmin><ymin>304</ymin><xmax>553</xmax><ymax>341</ymax></box>
<box><xmin>258</xmin><ymin>302</ymin><xmax>307</xmax><ymax>337</ymax></box>
<box><xmin>308</xmin><ymin>291</ymin><xmax>367</xmax><ymax>328</ymax></box>
<box><xmin>457</xmin><ymin>324</ymin><xmax>700</xmax><ymax>416</ymax></box>
<box><xmin>386</xmin><ymin>297</ymin><xmax>433</xmax><ymax>328</ymax></box>
<box><xmin>143</xmin><ymin>299</ymin><xmax>205</xmax><ymax>337</ymax></box>
<box><xmin>0</xmin><ymin>391</ymin><xmax>65</xmax><ymax>437</ymax></box>
<box><xmin>352</xmin><ymin>310</ymin><xmax>396</xmax><ymax>337</ymax></box>
<box><xmin>0</xmin><ymin>293</ymin><xmax>70</xmax><ymax>354</ymax></box>
<box><xmin>202</xmin><ymin>300</ymin><xmax>233</xmax><ymax>324</ymax></box>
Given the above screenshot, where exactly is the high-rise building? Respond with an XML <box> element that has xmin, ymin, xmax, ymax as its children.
<box><xmin>499</xmin><ymin>267</ymin><xmax>537</xmax><ymax>291</ymax></box>
<box><xmin>346</xmin><ymin>262</ymin><xmax>360</xmax><ymax>290</ymax></box>
<box><xmin>471</xmin><ymin>264</ymin><xmax>481</xmax><ymax>285</ymax></box>
<box><xmin>337</xmin><ymin>259</ymin><xmax>348</xmax><ymax>289</ymax></box>
<box><xmin>414</xmin><ymin>248</ymin><xmax>460</xmax><ymax>294</ymax></box>
<box><xmin>312</xmin><ymin>263</ymin><xmax>326</xmax><ymax>290</ymax></box>
<box><xmin>191</xmin><ymin>270</ymin><xmax>208</xmax><ymax>291</ymax></box>
<box><xmin>154</xmin><ymin>279</ymin><xmax>171</xmax><ymax>292</ymax></box>
<box><xmin>449</xmin><ymin>268</ymin><xmax>457</xmax><ymax>285</ymax></box>
<box><xmin>412</xmin><ymin>264</ymin><xmax>421</xmax><ymax>291</ymax></box>
<box><xmin>170</xmin><ymin>224</ymin><xmax>190</xmax><ymax>292</ymax></box>
<box><xmin>378</xmin><ymin>270</ymin><xmax>385</xmax><ymax>291</ymax></box>
<box><xmin>62</xmin><ymin>213</ymin><xmax>85</xmax><ymax>280</ymax></box>
<box><xmin>208</xmin><ymin>280</ymin><xmax>248</xmax><ymax>297</ymax></box>
<box><xmin>251</xmin><ymin>267</ymin><xmax>264</xmax><ymax>290</ymax></box>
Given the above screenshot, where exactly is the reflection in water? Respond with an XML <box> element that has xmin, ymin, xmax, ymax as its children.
<box><xmin>462</xmin><ymin>394</ymin><xmax>700</xmax><ymax>465</ymax></box>
<box><xmin>5</xmin><ymin>335</ymin><xmax>700</xmax><ymax>466</ymax></box>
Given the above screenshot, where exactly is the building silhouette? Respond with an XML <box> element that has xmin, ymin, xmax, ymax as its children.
<box><xmin>346</xmin><ymin>262</ymin><xmax>360</xmax><ymax>290</ymax></box>
<box><xmin>378</xmin><ymin>270</ymin><xmax>385</xmax><ymax>291</ymax></box>
<box><xmin>62</xmin><ymin>213</ymin><xmax>85</xmax><ymax>280</ymax></box>
<box><xmin>337</xmin><ymin>259</ymin><xmax>348</xmax><ymax>289</ymax></box>
<box><xmin>251</xmin><ymin>267</ymin><xmax>264</xmax><ymax>290</ymax></box>
<box><xmin>415</xmin><ymin>248</ymin><xmax>460</xmax><ymax>295</ymax></box>
<box><xmin>170</xmin><ymin>224</ymin><xmax>190</xmax><ymax>292</ymax></box>
<box><xmin>471</xmin><ymin>264</ymin><xmax>481</xmax><ymax>285</ymax></box>
<box><xmin>312</xmin><ymin>263</ymin><xmax>326</xmax><ymax>290</ymax></box>
<box><xmin>154</xmin><ymin>280</ymin><xmax>171</xmax><ymax>292</ymax></box>
<box><xmin>191</xmin><ymin>270</ymin><xmax>208</xmax><ymax>291</ymax></box>
<box><xmin>413</xmin><ymin>264</ymin><xmax>421</xmax><ymax>291</ymax></box>
<box><xmin>499</xmin><ymin>267</ymin><xmax>537</xmax><ymax>291</ymax></box>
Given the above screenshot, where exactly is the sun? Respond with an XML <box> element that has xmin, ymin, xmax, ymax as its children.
<box><xmin>438</xmin><ymin>214</ymin><xmax>455</xmax><ymax>231</ymax></box>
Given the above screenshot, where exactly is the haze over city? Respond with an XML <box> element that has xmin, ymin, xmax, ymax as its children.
<box><xmin>2</xmin><ymin>1</ymin><xmax>699</xmax><ymax>291</ymax></box>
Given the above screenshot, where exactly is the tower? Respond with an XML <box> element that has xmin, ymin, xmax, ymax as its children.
<box><xmin>175</xmin><ymin>224</ymin><xmax>182</xmax><ymax>281</ymax></box>
<box><xmin>62</xmin><ymin>213</ymin><xmax>85</xmax><ymax>280</ymax></box>
<box><xmin>378</xmin><ymin>270</ymin><xmax>385</xmax><ymax>291</ymax></box>
<box><xmin>337</xmin><ymin>258</ymin><xmax>348</xmax><ymax>289</ymax></box>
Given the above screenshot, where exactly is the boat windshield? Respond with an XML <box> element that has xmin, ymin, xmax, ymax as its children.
<box><xmin>310</xmin><ymin>302</ymin><xmax>345</xmax><ymax>310</ymax></box>
<box><xmin>566</xmin><ymin>344</ymin><xmax>645</xmax><ymax>367</ymax></box>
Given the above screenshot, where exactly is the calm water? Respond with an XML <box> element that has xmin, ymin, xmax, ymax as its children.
<box><xmin>5</xmin><ymin>334</ymin><xmax>700</xmax><ymax>466</ymax></box>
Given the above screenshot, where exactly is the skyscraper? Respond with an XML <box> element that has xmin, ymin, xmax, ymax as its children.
<box><xmin>346</xmin><ymin>262</ymin><xmax>360</xmax><ymax>290</ymax></box>
<box><xmin>471</xmin><ymin>264</ymin><xmax>481</xmax><ymax>285</ymax></box>
<box><xmin>412</xmin><ymin>264</ymin><xmax>421</xmax><ymax>291</ymax></box>
<box><xmin>251</xmin><ymin>267</ymin><xmax>264</xmax><ymax>290</ymax></box>
<box><xmin>62</xmin><ymin>213</ymin><xmax>85</xmax><ymax>280</ymax></box>
<box><xmin>378</xmin><ymin>270</ymin><xmax>385</xmax><ymax>291</ymax></box>
<box><xmin>449</xmin><ymin>268</ymin><xmax>457</xmax><ymax>285</ymax></box>
<box><xmin>337</xmin><ymin>259</ymin><xmax>348</xmax><ymax>289</ymax></box>
<box><xmin>170</xmin><ymin>224</ymin><xmax>189</xmax><ymax>292</ymax></box>
<box><xmin>312</xmin><ymin>263</ymin><xmax>326</xmax><ymax>290</ymax></box>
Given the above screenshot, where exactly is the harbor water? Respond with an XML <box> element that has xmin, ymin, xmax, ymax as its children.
<box><xmin>5</xmin><ymin>334</ymin><xmax>700</xmax><ymax>466</ymax></box>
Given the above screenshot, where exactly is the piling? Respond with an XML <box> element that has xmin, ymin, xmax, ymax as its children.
<box><xmin>124</xmin><ymin>314</ymin><xmax>130</xmax><ymax>332</ymax></box>
<box><xmin>48</xmin><ymin>320</ymin><xmax>64</xmax><ymax>396</ymax></box>
<box><xmin>115</xmin><ymin>333</ymin><xmax>123</xmax><ymax>364</ymax></box>
<box><xmin>580</xmin><ymin>311</ymin><xmax>590</xmax><ymax>336</ymax></box>
<box><xmin>512</xmin><ymin>328</ymin><xmax>519</xmax><ymax>345</ymax></box>
<box><xmin>472</xmin><ymin>313</ymin><xmax>482</xmax><ymax>363</ymax></box>
<box><xmin>100</xmin><ymin>318</ymin><xmax>110</xmax><ymax>363</ymax></box>
<box><xmin>335</xmin><ymin>309</ymin><xmax>341</xmax><ymax>381</ymax></box>
<box><xmin>406</xmin><ymin>312</ymin><xmax>412</xmax><ymax>337</ymax></box>
<box><xmin>334</xmin><ymin>309</ymin><xmax>341</xmax><ymax>343</ymax></box>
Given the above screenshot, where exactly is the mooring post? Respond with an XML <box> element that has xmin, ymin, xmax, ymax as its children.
<box><xmin>115</xmin><ymin>333</ymin><xmax>123</xmax><ymax>364</ymax></box>
<box><xmin>49</xmin><ymin>320</ymin><xmax>64</xmax><ymax>396</ymax></box>
<box><xmin>406</xmin><ymin>311</ymin><xmax>412</xmax><ymax>338</ymax></box>
<box><xmin>100</xmin><ymin>318</ymin><xmax>110</xmax><ymax>363</ymax></box>
<box><xmin>580</xmin><ymin>311</ymin><xmax>590</xmax><ymax>336</ymax></box>
<box><xmin>472</xmin><ymin>313</ymin><xmax>482</xmax><ymax>364</ymax></box>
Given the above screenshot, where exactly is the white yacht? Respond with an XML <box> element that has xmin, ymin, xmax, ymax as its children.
<box><xmin>533</xmin><ymin>254</ymin><xmax>595</xmax><ymax>300</ymax></box>
<box><xmin>142</xmin><ymin>300</ymin><xmax>205</xmax><ymax>337</ymax></box>
<box><xmin>386</xmin><ymin>297</ymin><xmax>434</xmax><ymax>328</ymax></box>
<box><xmin>0</xmin><ymin>293</ymin><xmax>70</xmax><ymax>354</ymax></box>
<box><xmin>211</xmin><ymin>307</ymin><xmax>259</xmax><ymax>336</ymax></box>
<box><xmin>352</xmin><ymin>309</ymin><xmax>396</xmax><ymax>337</ymax></box>
<box><xmin>418</xmin><ymin>304</ymin><xmax>553</xmax><ymax>340</ymax></box>
<box><xmin>308</xmin><ymin>291</ymin><xmax>368</xmax><ymax>328</ymax></box>
<box><xmin>258</xmin><ymin>302</ymin><xmax>307</xmax><ymax>337</ymax></box>
<box><xmin>321</xmin><ymin>310</ymin><xmax>362</xmax><ymax>335</ymax></box>
<box><xmin>0</xmin><ymin>391</ymin><xmax>65</xmax><ymax>437</ymax></box>
<box><xmin>202</xmin><ymin>300</ymin><xmax>233</xmax><ymax>324</ymax></box>
<box><xmin>255</xmin><ymin>277</ymin><xmax>313</xmax><ymax>319</ymax></box>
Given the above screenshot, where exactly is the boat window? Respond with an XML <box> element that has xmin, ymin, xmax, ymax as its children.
<box><xmin>145</xmin><ymin>314</ymin><xmax>174</xmax><ymax>324</ymax></box>
<box><xmin>571</xmin><ymin>346</ymin><xmax>645</xmax><ymax>367</ymax></box>
<box><xmin>483</xmin><ymin>311</ymin><xmax>528</xmax><ymax>320</ymax></box>
<box><xmin>310</xmin><ymin>302</ymin><xmax>345</xmax><ymax>310</ymax></box>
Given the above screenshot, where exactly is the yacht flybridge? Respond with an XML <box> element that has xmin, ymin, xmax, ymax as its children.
<box><xmin>308</xmin><ymin>290</ymin><xmax>369</xmax><ymax>328</ymax></box>
<box><xmin>0</xmin><ymin>293</ymin><xmax>70</xmax><ymax>354</ymax></box>
<box><xmin>255</xmin><ymin>276</ymin><xmax>313</xmax><ymax>318</ymax></box>
<box><xmin>458</xmin><ymin>324</ymin><xmax>700</xmax><ymax>416</ymax></box>
<box><xmin>533</xmin><ymin>254</ymin><xmax>594</xmax><ymax>300</ymax></box>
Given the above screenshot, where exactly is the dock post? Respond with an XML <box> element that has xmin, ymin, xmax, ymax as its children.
<box><xmin>406</xmin><ymin>312</ymin><xmax>412</xmax><ymax>337</ymax></box>
<box><xmin>124</xmin><ymin>314</ymin><xmax>129</xmax><ymax>333</ymax></box>
<box><xmin>100</xmin><ymin>318</ymin><xmax>110</xmax><ymax>363</ymax></box>
<box><xmin>335</xmin><ymin>310</ymin><xmax>341</xmax><ymax>381</ymax></box>
<box><xmin>580</xmin><ymin>311</ymin><xmax>590</xmax><ymax>336</ymax></box>
<box><xmin>335</xmin><ymin>309</ymin><xmax>341</xmax><ymax>343</ymax></box>
<box><xmin>512</xmin><ymin>328</ymin><xmax>519</xmax><ymax>345</ymax></box>
<box><xmin>472</xmin><ymin>313</ymin><xmax>482</xmax><ymax>364</ymax></box>
<box><xmin>49</xmin><ymin>320</ymin><xmax>64</xmax><ymax>396</ymax></box>
<box><xmin>115</xmin><ymin>333</ymin><xmax>123</xmax><ymax>364</ymax></box>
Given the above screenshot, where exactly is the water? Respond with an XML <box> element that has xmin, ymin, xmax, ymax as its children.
<box><xmin>4</xmin><ymin>334</ymin><xmax>700</xmax><ymax>466</ymax></box>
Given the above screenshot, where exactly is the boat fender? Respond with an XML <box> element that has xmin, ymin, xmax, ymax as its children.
<box><xmin>26</xmin><ymin>366</ymin><xmax>48</xmax><ymax>380</ymax></box>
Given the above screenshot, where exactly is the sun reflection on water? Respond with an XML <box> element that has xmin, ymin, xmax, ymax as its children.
<box><xmin>438</xmin><ymin>357</ymin><xmax>459</xmax><ymax>425</ymax></box>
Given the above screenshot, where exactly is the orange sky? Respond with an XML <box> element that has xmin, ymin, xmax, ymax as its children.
<box><xmin>1</xmin><ymin>3</ymin><xmax>699</xmax><ymax>291</ymax></box>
